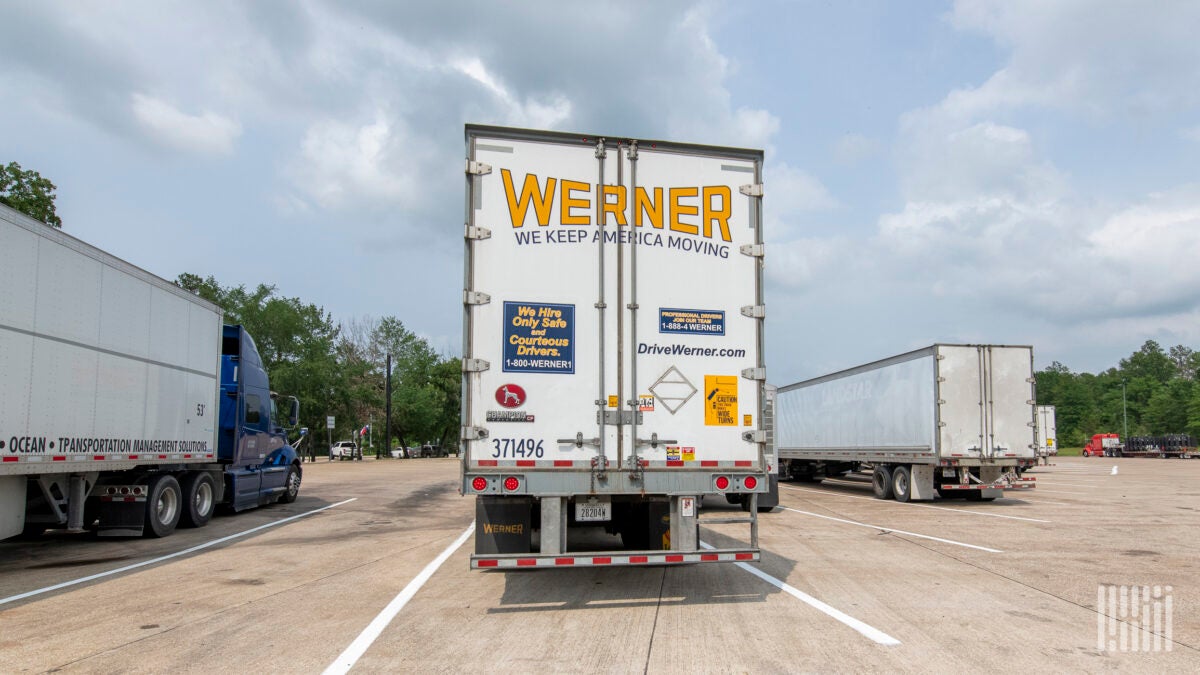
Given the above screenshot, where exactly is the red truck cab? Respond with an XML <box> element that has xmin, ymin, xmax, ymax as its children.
<box><xmin>1082</xmin><ymin>433</ymin><xmax>1122</xmax><ymax>457</ymax></box>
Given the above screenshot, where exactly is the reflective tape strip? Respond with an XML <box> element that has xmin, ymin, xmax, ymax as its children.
<box><xmin>468</xmin><ymin>460</ymin><xmax>764</xmax><ymax>469</ymax></box>
<box><xmin>472</xmin><ymin>550</ymin><xmax>759</xmax><ymax>569</ymax></box>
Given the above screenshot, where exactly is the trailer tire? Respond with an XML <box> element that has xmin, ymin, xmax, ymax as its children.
<box><xmin>145</xmin><ymin>474</ymin><xmax>182</xmax><ymax>538</ymax></box>
<box><xmin>179</xmin><ymin>472</ymin><xmax>215</xmax><ymax>528</ymax></box>
<box><xmin>278</xmin><ymin>464</ymin><xmax>301</xmax><ymax>504</ymax></box>
<box><xmin>891</xmin><ymin>465</ymin><xmax>912</xmax><ymax>502</ymax></box>
<box><xmin>872</xmin><ymin>466</ymin><xmax>893</xmax><ymax>500</ymax></box>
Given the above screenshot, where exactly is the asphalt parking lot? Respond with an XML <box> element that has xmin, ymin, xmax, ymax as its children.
<box><xmin>0</xmin><ymin>456</ymin><xmax>1196</xmax><ymax>673</ymax></box>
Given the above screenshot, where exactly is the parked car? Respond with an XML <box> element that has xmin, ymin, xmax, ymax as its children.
<box><xmin>330</xmin><ymin>441</ymin><xmax>359</xmax><ymax>460</ymax></box>
<box><xmin>389</xmin><ymin>446</ymin><xmax>417</xmax><ymax>459</ymax></box>
<box><xmin>419</xmin><ymin>444</ymin><xmax>447</xmax><ymax>458</ymax></box>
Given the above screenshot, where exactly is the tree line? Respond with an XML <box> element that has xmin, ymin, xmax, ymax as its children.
<box><xmin>1035</xmin><ymin>340</ymin><xmax>1200</xmax><ymax>447</ymax></box>
<box><xmin>175</xmin><ymin>274</ymin><xmax>460</xmax><ymax>456</ymax></box>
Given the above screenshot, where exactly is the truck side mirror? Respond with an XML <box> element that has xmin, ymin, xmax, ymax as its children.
<box><xmin>288</xmin><ymin>397</ymin><xmax>300</xmax><ymax>428</ymax></box>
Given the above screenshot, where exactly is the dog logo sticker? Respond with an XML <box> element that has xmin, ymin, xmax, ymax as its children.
<box><xmin>495</xmin><ymin>384</ymin><xmax>526</xmax><ymax>408</ymax></box>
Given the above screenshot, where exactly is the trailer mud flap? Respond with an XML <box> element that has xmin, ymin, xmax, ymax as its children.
<box><xmin>97</xmin><ymin>500</ymin><xmax>145</xmax><ymax>537</ymax></box>
<box><xmin>475</xmin><ymin>496</ymin><xmax>533</xmax><ymax>555</ymax></box>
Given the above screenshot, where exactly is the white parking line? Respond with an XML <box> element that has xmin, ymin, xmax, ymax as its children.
<box><xmin>1034</xmin><ymin>489</ymin><xmax>1086</xmax><ymax>495</ymax></box>
<box><xmin>0</xmin><ymin>498</ymin><xmax>358</xmax><ymax>607</ymax></box>
<box><xmin>323</xmin><ymin>523</ymin><xmax>475</xmax><ymax>675</ymax></box>
<box><xmin>699</xmin><ymin>542</ymin><xmax>900</xmax><ymax>646</ymax></box>
<box><xmin>779</xmin><ymin>507</ymin><xmax>1003</xmax><ymax>553</ymax></box>
<box><xmin>1037</xmin><ymin>481</ymin><xmax>1097</xmax><ymax>487</ymax></box>
<box><xmin>779</xmin><ymin>484</ymin><xmax>1051</xmax><ymax>523</ymax></box>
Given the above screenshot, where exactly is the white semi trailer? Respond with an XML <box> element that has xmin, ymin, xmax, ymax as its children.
<box><xmin>1035</xmin><ymin>404</ymin><xmax>1057</xmax><ymax>463</ymax></box>
<box><xmin>460</xmin><ymin>125</ymin><xmax>772</xmax><ymax>568</ymax></box>
<box><xmin>0</xmin><ymin>204</ymin><xmax>302</xmax><ymax>540</ymax></box>
<box><xmin>775</xmin><ymin>344</ymin><xmax>1037</xmax><ymax>502</ymax></box>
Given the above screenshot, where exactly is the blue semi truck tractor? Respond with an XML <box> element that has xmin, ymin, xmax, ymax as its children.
<box><xmin>0</xmin><ymin>203</ymin><xmax>302</xmax><ymax>539</ymax></box>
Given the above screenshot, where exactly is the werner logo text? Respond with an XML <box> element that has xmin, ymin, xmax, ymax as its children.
<box><xmin>502</xmin><ymin>170</ymin><xmax>734</xmax><ymax>242</ymax></box>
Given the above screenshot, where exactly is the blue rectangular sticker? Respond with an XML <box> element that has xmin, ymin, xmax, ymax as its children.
<box><xmin>659</xmin><ymin>308</ymin><xmax>725</xmax><ymax>336</ymax></box>
<box><xmin>503</xmin><ymin>301</ymin><xmax>575</xmax><ymax>374</ymax></box>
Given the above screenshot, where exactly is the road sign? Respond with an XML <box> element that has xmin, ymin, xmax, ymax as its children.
<box><xmin>326</xmin><ymin>416</ymin><xmax>335</xmax><ymax>429</ymax></box>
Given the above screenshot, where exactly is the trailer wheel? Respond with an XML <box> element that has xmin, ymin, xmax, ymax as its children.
<box><xmin>278</xmin><ymin>464</ymin><xmax>301</xmax><ymax>504</ymax></box>
<box><xmin>871</xmin><ymin>466</ymin><xmax>893</xmax><ymax>500</ymax></box>
<box><xmin>179</xmin><ymin>472</ymin><xmax>215</xmax><ymax>528</ymax></box>
<box><xmin>145</xmin><ymin>474</ymin><xmax>182</xmax><ymax>538</ymax></box>
<box><xmin>891</xmin><ymin>466</ymin><xmax>912</xmax><ymax>502</ymax></box>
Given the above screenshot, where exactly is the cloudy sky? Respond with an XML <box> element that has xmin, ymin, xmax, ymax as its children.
<box><xmin>3</xmin><ymin>1</ymin><xmax>1199</xmax><ymax>382</ymax></box>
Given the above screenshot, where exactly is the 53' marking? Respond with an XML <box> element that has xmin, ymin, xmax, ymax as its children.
<box><xmin>491</xmin><ymin>438</ymin><xmax>545</xmax><ymax>459</ymax></box>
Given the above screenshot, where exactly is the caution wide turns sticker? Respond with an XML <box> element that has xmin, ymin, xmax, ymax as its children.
<box><xmin>704</xmin><ymin>375</ymin><xmax>738</xmax><ymax>426</ymax></box>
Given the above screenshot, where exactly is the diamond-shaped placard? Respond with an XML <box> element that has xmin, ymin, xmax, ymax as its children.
<box><xmin>649</xmin><ymin>366</ymin><xmax>697</xmax><ymax>415</ymax></box>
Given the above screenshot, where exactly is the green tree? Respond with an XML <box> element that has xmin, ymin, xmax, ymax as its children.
<box><xmin>1</xmin><ymin>162</ymin><xmax>62</xmax><ymax>227</ymax></box>
<box><xmin>174</xmin><ymin>273</ymin><xmax>344</xmax><ymax>449</ymax></box>
<box><xmin>1145</xmin><ymin>379</ymin><xmax>1192</xmax><ymax>433</ymax></box>
<box><xmin>1120</xmin><ymin>340</ymin><xmax>1174</xmax><ymax>384</ymax></box>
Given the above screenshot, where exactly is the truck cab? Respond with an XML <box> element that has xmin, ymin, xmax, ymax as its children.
<box><xmin>1082</xmin><ymin>433</ymin><xmax>1122</xmax><ymax>457</ymax></box>
<box><xmin>217</xmin><ymin>325</ymin><xmax>301</xmax><ymax>511</ymax></box>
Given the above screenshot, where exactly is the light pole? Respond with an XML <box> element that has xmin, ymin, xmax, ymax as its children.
<box><xmin>1121</xmin><ymin>380</ymin><xmax>1127</xmax><ymax>440</ymax></box>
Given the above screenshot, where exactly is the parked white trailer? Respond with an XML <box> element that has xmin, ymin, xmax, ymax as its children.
<box><xmin>0</xmin><ymin>204</ymin><xmax>301</xmax><ymax>541</ymax></box>
<box><xmin>1035</xmin><ymin>404</ymin><xmax>1057</xmax><ymax>461</ymax></box>
<box><xmin>775</xmin><ymin>344</ymin><xmax>1037</xmax><ymax>502</ymax></box>
<box><xmin>461</xmin><ymin>125</ymin><xmax>770</xmax><ymax>568</ymax></box>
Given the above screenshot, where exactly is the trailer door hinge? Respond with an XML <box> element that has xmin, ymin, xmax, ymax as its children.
<box><xmin>462</xmin><ymin>426</ymin><xmax>489</xmax><ymax>441</ymax></box>
<box><xmin>741</xmin><ymin>367</ymin><xmax>766</xmax><ymax>381</ymax></box>
<box><xmin>739</xmin><ymin>244</ymin><xmax>765</xmax><ymax>258</ymax></box>
<box><xmin>466</xmin><ymin>160</ymin><xmax>492</xmax><ymax>175</ymax></box>
<box><xmin>739</xmin><ymin>183</ymin><xmax>764</xmax><ymax>197</ymax></box>
<box><xmin>1026</xmin><ymin>377</ymin><xmax>1036</xmax><ymax>384</ymax></box>
<box><xmin>462</xmin><ymin>358</ymin><xmax>490</xmax><ymax>372</ymax></box>
<box><xmin>464</xmin><ymin>291</ymin><xmax>491</xmax><ymax>305</ymax></box>
<box><xmin>740</xmin><ymin>305</ymin><xmax>766</xmax><ymax>319</ymax></box>
<box><xmin>742</xmin><ymin>430</ymin><xmax>767</xmax><ymax>443</ymax></box>
<box><xmin>465</xmin><ymin>225</ymin><xmax>492</xmax><ymax>240</ymax></box>
<box><xmin>594</xmin><ymin>138</ymin><xmax>607</xmax><ymax>159</ymax></box>
<box><xmin>1026</xmin><ymin>399</ymin><xmax>1035</xmax><ymax>405</ymax></box>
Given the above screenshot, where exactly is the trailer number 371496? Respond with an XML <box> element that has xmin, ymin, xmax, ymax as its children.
<box><xmin>491</xmin><ymin>438</ymin><xmax>545</xmax><ymax>458</ymax></box>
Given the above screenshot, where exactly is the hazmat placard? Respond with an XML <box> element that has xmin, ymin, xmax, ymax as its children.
<box><xmin>704</xmin><ymin>375</ymin><xmax>738</xmax><ymax>426</ymax></box>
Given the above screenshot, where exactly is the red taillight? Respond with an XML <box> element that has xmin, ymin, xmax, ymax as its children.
<box><xmin>471</xmin><ymin>477</ymin><xmax>487</xmax><ymax>492</ymax></box>
<box><xmin>714</xmin><ymin>476</ymin><xmax>730</xmax><ymax>490</ymax></box>
<box><xmin>743</xmin><ymin>476</ymin><xmax>758</xmax><ymax>490</ymax></box>
<box><xmin>504</xmin><ymin>476</ymin><xmax>520</xmax><ymax>491</ymax></box>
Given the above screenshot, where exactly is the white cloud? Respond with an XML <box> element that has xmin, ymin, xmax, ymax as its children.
<box><xmin>767</xmin><ymin>237</ymin><xmax>850</xmax><ymax>291</ymax></box>
<box><xmin>1183</xmin><ymin>126</ymin><xmax>1200</xmax><ymax>143</ymax></box>
<box><xmin>451</xmin><ymin>57</ymin><xmax>571</xmax><ymax>129</ymax></box>
<box><xmin>130</xmin><ymin>93</ymin><xmax>241</xmax><ymax>156</ymax></box>
<box><xmin>287</xmin><ymin>111</ymin><xmax>428</xmax><ymax>211</ymax></box>
<box><xmin>947</xmin><ymin>0</ymin><xmax>1200</xmax><ymax>118</ymax></box>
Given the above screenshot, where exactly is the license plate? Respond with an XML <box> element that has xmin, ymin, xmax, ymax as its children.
<box><xmin>575</xmin><ymin>500</ymin><xmax>611</xmax><ymax>522</ymax></box>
